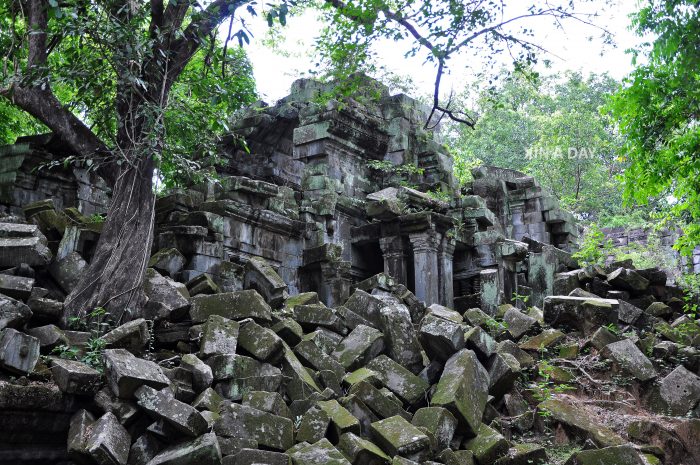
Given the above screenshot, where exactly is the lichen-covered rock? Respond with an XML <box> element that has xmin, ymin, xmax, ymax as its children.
<box><xmin>290</xmin><ymin>438</ymin><xmax>351</xmax><ymax>465</ymax></box>
<box><xmin>658</xmin><ymin>365</ymin><xmax>700</xmax><ymax>415</ymax></box>
<box><xmin>543</xmin><ymin>296</ymin><xmax>618</xmax><ymax>335</ymax></box>
<box><xmin>370</xmin><ymin>415</ymin><xmax>430</xmax><ymax>462</ymax></box>
<box><xmin>280</xmin><ymin>342</ymin><xmax>322</xmax><ymax>401</ymax></box>
<box><xmin>463</xmin><ymin>423</ymin><xmax>509</xmax><ymax>465</ymax></box>
<box><xmin>343</xmin><ymin>289</ymin><xmax>385</xmax><ymax>327</ymax></box>
<box><xmin>215</xmin><ymin>402</ymin><xmax>293</xmax><ymax>451</ymax></box>
<box><xmin>418</xmin><ymin>313</ymin><xmax>465</xmax><ymax>362</ymax></box>
<box><xmin>411</xmin><ymin>407</ymin><xmax>457</xmax><ymax>451</ymax></box>
<box><xmin>85</xmin><ymin>412</ymin><xmax>131</xmax><ymax>465</ymax></box>
<box><xmin>295</xmin><ymin>339</ymin><xmax>345</xmax><ymax>381</ymax></box>
<box><xmin>199</xmin><ymin>315</ymin><xmax>239</xmax><ymax>358</ymax></box>
<box><xmin>0</xmin><ymin>327</ymin><xmax>40</xmax><ymax>374</ymax></box>
<box><xmin>242</xmin><ymin>390</ymin><xmax>290</xmax><ymax>418</ymax></box>
<box><xmin>238</xmin><ymin>319</ymin><xmax>282</xmax><ymax>361</ymax></box>
<box><xmin>49</xmin><ymin>251</ymin><xmax>87</xmax><ymax>294</ymax></box>
<box><xmin>431</xmin><ymin>349</ymin><xmax>488</xmax><ymax>437</ymax></box>
<box><xmin>349</xmin><ymin>380</ymin><xmax>410</xmax><ymax>422</ymax></box>
<box><xmin>26</xmin><ymin>323</ymin><xmax>67</xmax><ymax>350</ymax></box>
<box><xmin>146</xmin><ymin>432</ymin><xmax>221</xmax><ymax>465</ymax></box>
<box><xmin>563</xmin><ymin>444</ymin><xmax>644</xmax><ymax>465</ymax></box>
<box><xmin>296</xmin><ymin>406</ymin><xmax>331</xmax><ymax>443</ymax></box>
<box><xmin>379</xmin><ymin>301</ymin><xmax>423</xmax><ymax>373</ymax></box>
<box><xmin>618</xmin><ymin>300</ymin><xmax>643</xmax><ymax>325</ymax></box>
<box><xmin>338</xmin><ymin>432</ymin><xmax>391</xmax><ymax>465</ymax></box>
<box><xmin>135</xmin><ymin>385</ymin><xmax>208</xmax><ymax>437</ymax></box>
<box><xmin>464</xmin><ymin>326</ymin><xmax>496</xmax><ymax>362</ymax></box>
<box><xmin>51</xmin><ymin>358</ymin><xmax>102</xmax><ymax>395</ymax></box>
<box><xmin>148</xmin><ymin>248</ymin><xmax>186</xmax><ymax>278</ymax></box>
<box><xmin>366</xmin><ymin>355</ymin><xmax>429</xmax><ymax>405</ymax></box>
<box><xmin>0</xmin><ymin>293</ymin><xmax>32</xmax><ymax>331</ymax></box>
<box><xmin>244</xmin><ymin>256</ymin><xmax>288</xmax><ymax>308</ymax></box>
<box><xmin>143</xmin><ymin>269</ymin><xmax>190</xmax><ymax>321</ymax></box>
<box><xmin>231</xmin><ymin>448</ymin><xmax>289</xmax><ymax>465</ymax></box>
<box><xmin>189</xmin><ymin>290</ymin><xmax>272</xmax><ymax>323</ymax></box>
<box><xmin>102</xmin><ymin>318</ymin><xmax>150</xmax><ymax>354</ymax></box>
<box><xmin>503</xmin><ymin>307</ymin><xmax>538</xmax><ymax>340</ymax></box>
<box><xmin>293</xmin><ymin>304</ymin><xmax>345</xmax><ymax>333</ymax></box>
<box><xmin>494</xmin><ymin>443</ymin><xmax>546</xmax><ymax>465</ymax></box>
<box><xmin>603</xmin><ymin>339</ymin><xmax>657</xmax><ymax>382</ymax></box>
<box><xmin>103</xmin><ymin>348</ymin><xmax>170</xmax><ymax>398</ymax></box>
<box><xmin>0</xmin><ymin>273</ymin><xmax>34</xmax><ymax>301</ymax></box>
<box><xmin>210</xmin><ymin>354</ymin><xmax>283</xmax><ymax>400</ymax></box>
<box><xmin>180</xmin><ymin>353</ymin><xmax>213</xmax><ymax>392</ymax></box>
<box><xmin>607</xmin><ymin>268</ymin><xmax>649</xmax><ymax>292</ymax></box>
<box><xmin>538</xmin><ymin>398</ymin><xmax>625</xmax><ymax>447</ymax></box>
<box><xmin>518</xmin><ymin>329</ymin><xmax>565</xmax><ymax>351</ymax></box>
<box><xmin>332</xmin><ymin>324</ymin><xmax>385</xmax><ymax>370</ymax></box>
<box><xmin>486</xmin><ymin>352</ymin><xmax>521</xmax><ymax>399</ymax></box>
<box><xmin>589</xmin><ymin>326</ymin><xmax>620</xmax><ymax>350</ymax></box>
<box><xmin>0</xmin><ymin>223</ymin><xmax>52</xmax><ymax>267</ymax></box>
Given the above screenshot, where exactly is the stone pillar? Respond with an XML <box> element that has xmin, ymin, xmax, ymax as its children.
<box><xmin>379</xmin><ymin>236</ymin><xmax>407</xmax><ymax>284</ymax></box>
<box><xmin>480</xmin><ymin>268</ymin><xmax>501</xmax><ymax>316</ymax></box>
<box><xmin>438</xmin><ymin>236</ymin><xmax>456</xmax><ymax>308</ymax></box>
<box><xmin>319</xmin><ymin>261</ymin><xmax>351</xmax><ymax>307</ymax></box>
<box><xmin>409</xmin><ymin>231</ymin><xmax>441</xmax><ymax>305</ymax></box>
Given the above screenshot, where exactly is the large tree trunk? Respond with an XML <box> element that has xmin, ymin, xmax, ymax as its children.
<box><xmin>63</xmin><ymin>156</ymin><xmax>156</xmax><ymax>325</ymax></box>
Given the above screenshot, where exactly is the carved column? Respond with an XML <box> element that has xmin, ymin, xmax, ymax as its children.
<box><xmin>319</xmin><ymin>261</ymin><xmax>351</xmax><ymax>307</ymax></box>
<box><xmin>409</xmin><ymin>230</ymin><xmax>441</xmax><ymax>305</ymax></box>
<box><xmin>379</xmin><ymin>236</ymin><xmax>407</xmax><ymax>284</ymax></box>
<box><xmin>438</xmin><ymin>236</ymin><xmax>456</xmax><ymax>308</ymax></box>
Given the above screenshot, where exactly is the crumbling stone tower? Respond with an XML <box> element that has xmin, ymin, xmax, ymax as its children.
<box><xmin>149</xmin><ymin>76</ymin><xmax>578</xmax><ymax>312</ymax></box>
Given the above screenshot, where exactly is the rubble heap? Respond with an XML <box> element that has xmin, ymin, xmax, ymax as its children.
<box><xmin>0</xmin><ymin>76</ymin><xmax>696</xmax><ymax>465</ymax></box>
<box><xmin>0</xmin><ymin>218</ymin><xmax>698</xmax><ymax>465</ymax></box>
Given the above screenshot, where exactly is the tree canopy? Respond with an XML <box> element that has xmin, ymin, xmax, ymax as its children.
<box><xmin>607</xmin><ymin>0</ymin><xmax>700</xmax><ymax>256</ymax></box>
<box><xmin>447</xmin><ymin>70</ymin><xmax>629</xmax><ymax>221</ymax></box>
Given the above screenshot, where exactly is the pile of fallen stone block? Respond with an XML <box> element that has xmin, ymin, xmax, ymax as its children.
<box><xmin>0</xmin><ymin>205</ymin><xmax>699</xmax><ymax>465</ymax></box>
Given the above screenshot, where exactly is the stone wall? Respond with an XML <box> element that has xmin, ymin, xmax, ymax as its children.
<box><xmin>0</xmin><ymin>134</ymin><xmax>109</xmax><ymax>216</ymax></box>
<box><xmin>602</xmin><ymin>226</ymin><xmax>700</xmax><ymax>274</ymax></box>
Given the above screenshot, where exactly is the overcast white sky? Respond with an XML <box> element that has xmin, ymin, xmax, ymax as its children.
<box><xmin>230</xmin><ymin>0</ymin><xmax>643</xmax><ymax>103</ymax></box>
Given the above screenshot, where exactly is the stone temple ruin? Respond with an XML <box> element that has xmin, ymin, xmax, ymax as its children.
<box><xmin>0</xmin><ymin>76</ymin><xmax>698</xmax><ymax>465</ymax></box>
<box><xmin>151</xmin><ymin>77</ymin><xmax>578</xmax><ymax>313</ymax></box>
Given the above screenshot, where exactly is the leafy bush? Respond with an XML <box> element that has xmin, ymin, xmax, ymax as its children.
<box><xmin>572</xmin><ymin>223</ymin><xmax>612</xmax><ymax>266</ymax></box>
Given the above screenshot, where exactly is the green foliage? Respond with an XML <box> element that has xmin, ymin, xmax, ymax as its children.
<box><xmin>56</xmin><ymin>306</ymin><xmax>113</xmax><ymax>371</ymax></box>
<box><xmin>447</xmin><ymin>70</ymin><xmax>629</xmax><ymax>220</ymax></box>
<box><xmin>530</xmin><ymin>360</ymin><xmax>576</xmax><ymax>405</ymax></box>
<box><xmin>678</xmin><ymin>273</ymin><xmax>700</xmax><ymax>319</ymax></box>
<box><xmin>607</xmin><ymin>231</ymin><xmax>681</xmax><ymax>278</ymax></box>
<box><xmin>572</xmin><ymin>223</ymin><xmax>612</xmax><ymax>266</ymax></box>
<box><xmin>607</xmin><ymin>0</ymin><xmax>700</xmax><ymax>256</ymax></box>
<box><xmin>159</xmin><ymin>46</ymin><xmax>257</xmax><ymax>188</ymax></box>
<box><xmin>1</xmin><ymin>0</ymin><xmax>257</xmax><ymax>188</ymax></box>
<box><xmin>366</xmin><ymin>159</ymin><xmax>424</xmax><ymax>189</ymax></box>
